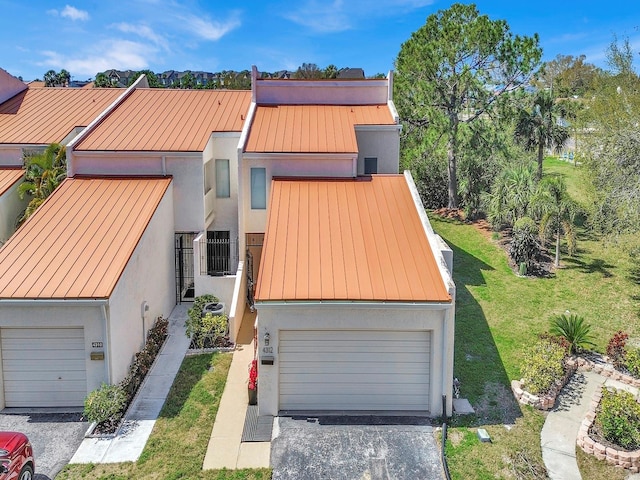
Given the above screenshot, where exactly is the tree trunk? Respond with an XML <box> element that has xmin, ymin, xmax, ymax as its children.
<box><xmin>447</xmin><ymin>113</ymin><xmax>459</xmax><ymax>209</ymax></box>
<box><xmin>537</xmin><ymin>142</ymin><xmax>544</xmax><ymax>180</ymax></box>
<box><xmin>555</xmin><ymin>227</ymin><xmax>561</xmax><ymax>267</ymax></box>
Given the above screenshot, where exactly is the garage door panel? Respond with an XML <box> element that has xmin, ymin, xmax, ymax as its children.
<box><xmin>2</xmin><ymin>328</ymin><xmax>86</xmax><ymax>407</ymax></box>
<box><xmin>279</xmin><ymin>330</ymin><xmax>431</xmax><ymax>412</ymax></box>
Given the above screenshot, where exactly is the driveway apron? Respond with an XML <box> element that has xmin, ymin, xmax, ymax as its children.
<box><xmin>270</xmin><ymin>415</ymin><xmax>443</xmax><ymax>480</ymax></box>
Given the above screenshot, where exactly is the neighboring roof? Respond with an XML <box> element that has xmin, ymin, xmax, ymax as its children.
<box><xmin>255</xmin><ymin>175</ymin><xmax>451</xmax><ymax>303</ymax></box>
<box><xmin>75</xmin><ymin>89</ymin><xmax>251</xmax><ymax>152</ymax></box>
<box><xmin>0</xmin><ymin>87</ymin><xmax>122</xmax><ymax>145</ymax></box>
<box><xmin>0</xmin><ymin>168</ymin><xmax>23</xmax><ymax>197</ymax></box>
<box><xmin>245</xmin><ymin>104</ymin><xmax>395</xmax><ymax>154</ymax></box>
<box><xmin>0</xmin><ymin>176</ymin><xmax>171</xmax><ymax>299</ymax></box>
<box><xmin>26</xmin><ymin>81</ymin><xmax>45</xmax><ymax>88</ymax></box>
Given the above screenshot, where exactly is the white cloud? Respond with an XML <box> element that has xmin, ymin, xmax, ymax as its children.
<box><xmin>113</xmin><ymin>23</ymin><xmax>169</xmax><ymax>51</ymax></box>
<box><xmin>40</xmin><ymin>40</ymin><xmax>155</xmax><ymax>76</ymax></box>
<box><xmin>61</xmin><ymin>5</ymin><xmax>89</xmax><ymax>21</ymax></box>
<box><xmin>284</xmin><ymin>0</ymin><xmax>351</xmax><ymax>33</ymax></box>
<box><xmin>179</xmin><ymin>13</ymin><xmax>241</xmax><ymax>41</ymax></box>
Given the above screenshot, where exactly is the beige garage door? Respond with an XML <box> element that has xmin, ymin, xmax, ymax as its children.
<box><xmin>279</xmin><ymin>330</ymin><xmax>431</xmax><ymax>412</ymax></box>
<box><xmin>2</xmin><ymin>328</ymin><xmax>87</xmax><ymax>407</ymax></box>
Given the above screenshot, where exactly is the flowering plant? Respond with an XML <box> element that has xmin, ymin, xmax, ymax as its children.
<box><xmin>248</xmin><ymin>359</ymin><xmax>258</xmax><ymax>390</ymax></box>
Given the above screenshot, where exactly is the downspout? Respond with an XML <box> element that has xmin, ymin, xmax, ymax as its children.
<box><xmin>162</xmin><ymin>156</ymin><xmax>167</xmax><ymax>176</ymax></box>
<box><xmin>100</xmin><ymin>304</ymin><xmax>112</xmax><ymax>383</ymax></box>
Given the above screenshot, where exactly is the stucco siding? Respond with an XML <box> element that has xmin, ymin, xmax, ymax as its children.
<box><xmin>0</xmin><ymin>181</ymin><xmax>26</xmax><ymax>244</ymax></box>
<box><xmin>355</xmin><ymin>128</ymin><xmax>400</xmax><ymax>175</ymax></box>
<box><xmin>0</xmin><ymin>147</ymin><xmax>23</xmax><ymax>167</ymax></box>
<box><xmin>107</xmin><ymin>182</ymin><xmax>175</xmax><ymax>384</ymax></box>
<box><xmin>255</xmin><ymin>303</ymin><xmax>450</xmax><ymax>416</ymax></box>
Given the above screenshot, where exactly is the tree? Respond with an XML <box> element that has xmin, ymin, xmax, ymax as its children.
<box><xmin>537</xmin><ymin>176</ymin><xmax>579</xmax><ymax>267</ymax></box>
<box><xmin>17</xmin><ymin>143</ymin><xmax>67</xmax><ymax>226</ymax></box>
<box><xmin>43</xmin><ymin>70</ymin><xmax>57</xmax><ymax>87</ymax></box>
<box><xmin>293</xmin><ymin>63</ymin><xmax>323</xmax><ymax>79</ymax></box>
<box><xmin>94</xmin><ymin>72</ymin><xmax>113</xmax><ymax>88</ymax></box>
<box><xmin>324</xmin><ymin>64</ymin><xmax>338</xmax><ymax>79</ymax></box>
<box><xmin>57</xmin><ymin>69</ymin><xmax>70</xmax><ymax>87</ymax></box>
<box><xmin>127</xmin><ymin>70</ymin><xmax>163</xmax><ymax>88</ymax></box>
<box><xmin>395</xmin><ymin>3</ymin><xmax>542</xmax><ymax>208</ymax></box>
<box><xmin>486</xmin><ymin>161</ymin><xmax>538</xmax><ymax>228</ymax></box>
<box><xmin>534</xmin><ymin>54</ymin><xmax>600</xmax><ymax>98</ymax></box>
<box><xmin>514</xmin><ymin>90</ymin><xmax>569</xmax><ymax>179</ymax></box>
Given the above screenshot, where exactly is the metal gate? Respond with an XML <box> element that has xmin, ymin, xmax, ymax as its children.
<box><xmin>175</xmin><ymin>233</ymin><xmax>196</xmax><ymax>303</ymax></box>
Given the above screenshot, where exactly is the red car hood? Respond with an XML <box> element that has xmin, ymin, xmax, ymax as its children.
<box><xmin>0</xmin><ymin>432</ymin><xmax>28</xmax><ymax>455</ymax></box>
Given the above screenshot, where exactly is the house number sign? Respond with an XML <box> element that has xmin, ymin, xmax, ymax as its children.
<box><xmin>92</xmin><ymin>342</ymin><xmax>103</xmax><ymax>348</ymax></box>
<box><xmin>262</xmin><ymin>346</ymin><xmax>273</xmax><ymax>354</ymax></box>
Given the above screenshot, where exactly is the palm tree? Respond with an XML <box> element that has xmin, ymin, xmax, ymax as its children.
<box><xmin>514</xmin><ymin>90</ymin><xmax>569</xmax><ymax>179</ymax></box>
<box><xmin>536</xmin><ymin>176</ymin><xmax>579</xmax><ymax>267</ymax></box>
<box><xmin>17</xmin><ymin>143</ymin><xmax>67</xmax><ymax>226</ymax></box>
<box><xmin>486</xmin><ymin>161</ymin><xmax>538</xmax><ymax>229</ymax></box>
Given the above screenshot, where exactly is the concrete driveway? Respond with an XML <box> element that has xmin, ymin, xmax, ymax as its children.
<box><xmin>0</xmin><ymin>410</ymin><xmax>88</xmax><ymax>480</ymax></box>
<box><xmin>270</xmin><ymin>415</ymin><xmax>444</xmax><ymax>480</ymax></box>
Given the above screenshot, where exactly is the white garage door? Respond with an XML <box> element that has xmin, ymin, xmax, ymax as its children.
<box><xmin>2</xmin><ymin>328</ymin><xmax>87</xmax><ymax>407</ymax></box>
<box><xmin>279</xmin><ymin>330</ymin><xmax>431</xmax><ymax>412</ymax></box>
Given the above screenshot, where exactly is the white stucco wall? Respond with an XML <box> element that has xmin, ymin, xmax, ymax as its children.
<box><xmin>254</xmin><ymin>303</ymin><xmax>452</xmax><ymax>416</ymax></box>
<box><xmin>0</xmin><ymin>304</ymin><xmax>105</xmax><ymax>409</ymax></box>
<box><xmin>355</xmin><ymin>127</ymin><xmax>401</xmax><ymax>175</ymax></box>
<box><xmin>165</xmin><ymin>157</ymin><xmax>204</xmax><ymax>232</ymax></box>
<box><xmin>0</xmin><ymin>180</ymin><xmax>26</xmax><ymax>244</ymax></box>
<box><xmin>255</xmin><ymin>78</ymin><xmax>389</xmax><ymax>105</ymax></box>
<box><xmin>0</xmin><ymin>147</ymin><xmax>24</xmax><ymax>166</ymax></box>
<box><xmin>107</xmin><ymin>182</ymin><xmax>176</xmax><ymax>384</ymax></box>
<box><xmin>240</xmin><ymin>155</ymin><xmax>356</xmax><ymax>234</ymax></box>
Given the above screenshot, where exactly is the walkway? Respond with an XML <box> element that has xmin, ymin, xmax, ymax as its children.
<box><xmin>541</xmin><ymin>370</ymin><xmax>640</xmax><ymax>480</ymax></box>
<box><xmin>203</xmin><ymin>309</ymin><xmax>271</xmax><ymax>469</ymax></box>
<box><xmin>70</xmin><ymin>304</ymin><xmax>191</xmax><ymax>463</ymax></box>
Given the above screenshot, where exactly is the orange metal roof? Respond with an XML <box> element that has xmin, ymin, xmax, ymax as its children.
<box><xmin>0</xmin><ymin>176</ymin><xmax>171</xmax><ymax>299</ymax></box>
<box><xmin>0</xmin><ymin>87</ymin><xmax>123</xmax><ymax>145</ymax></box>
<box><xmin>75</xmin><ymin>89</ymin><xmax>251</xmax><ymax>152</ymax></box>
<box><xmin>0</xmin><ymin>168</ymin><xmax>23</xmax><ymax>197</ymax></box>
<box><xmin>245</xmin><ymin>104</ymin><xmax>395</xmax><ymax>153</ymax></box>
<box><xmin>255</xmin><ymin>175</ymin><xmax>451</xmax><ymax>303</ymax></box>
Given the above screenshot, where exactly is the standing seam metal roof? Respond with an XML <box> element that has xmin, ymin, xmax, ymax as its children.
<box><xmin>74</xmin><ymin>89</ymin><xmax>251</xmax><ymax>152</ymax></box>
<box><xmin>0</xmin><ymin>177</ymin><xmax>171</xmax><ymax>299</ymax></box>
<box><xmin>0</xmin><ymin>168</ymin><xmax>23</xmax><ymax>196</ymax></box>
<box><xmin>0</xmin><ymin>87</ymin><xmax>123</xmax><ymax>144</ymax></box>
<box><xmin>255</xmin><ymin>175</ymin><xmax>451</xmax><ymax>302</ymax></box>
<box><xmin>245</xmin><ymin>104</ymin><xmax>396</xmax><ymax>153</ymax></box>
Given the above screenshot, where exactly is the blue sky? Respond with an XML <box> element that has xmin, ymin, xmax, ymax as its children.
<box><xmin>2</xmin><ymin>0</ymin><xmax>639</xmax><ymax>81</ymax></box>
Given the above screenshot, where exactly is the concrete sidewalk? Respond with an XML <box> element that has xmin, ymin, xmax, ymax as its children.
<box><xmin>70</xmin><ymin>304</ymin><xmax>191</xmax><ymax>464</ymax></box>
<box><xmin>203</xmin><ymin>309</ymin><xmax>271</xmax><ymax>469</ymax></box>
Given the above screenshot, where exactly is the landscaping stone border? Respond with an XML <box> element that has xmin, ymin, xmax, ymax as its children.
<box><xmin>576</xmin><ymin>385</ymin><xmax>640</xmax><ymax>473</ymax></box>
<box><xmin>511</xmin><ymin>359</ymin><xmax>577</xmax><ymax>410</ymax></box>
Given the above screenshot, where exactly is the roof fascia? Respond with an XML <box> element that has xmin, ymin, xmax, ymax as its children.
<box><xmin>354</xmin><ymin>125</ymin><xmax>401</xmax><ymax>132</ymax></box>
<box><xmin>0</xmin><ymin>298</ymin><xmax>108</xmax><ymax>306</ymax></box>
<box><xmin>66</xmin><ymin>74</ymin><xmax>149</xmax><ymax>176</ymax></box>
<box><xmin>255</xmin><ymin>300</ymin><xmax>452</xmax><ymax>308</ymax></box>
<box><xmin>72</xmin><ymin>150</ymin><xmax>202</xmax><ymax>158</ymax></box>
<box><xmin>403</xmin><ymin>169</ymin><xmax>455</xmax><ymax>291</ymax></box>
<box><xmin>242</xmin><ymin>152</ymin><xmax>356</xmax><ymax>161</ymax></box>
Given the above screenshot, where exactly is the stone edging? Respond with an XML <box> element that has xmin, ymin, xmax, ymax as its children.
<box><xmin>511</xmin><ymin>360</ymin><xmax>577</xmax><ymax>410</ymax></box>
<box><xmin>573</xmin><ymin>356</ymin><xmax>640</xmax><ymax>388</ymax></box>
<box><xmin>576</xmin><ymin>385</ymin><xmax>640</xmax><ymax>472</ymax></box>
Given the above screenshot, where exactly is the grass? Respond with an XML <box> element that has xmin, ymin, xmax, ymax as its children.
<box><xmin>440</xmin><ymin>157</ymin><xmax>640</xmax><ymax>478</ymax></box>
<box><xmin>57</xmin><ymin>353</ymin><xmax>272</xmax><ymax>480</ymax></box>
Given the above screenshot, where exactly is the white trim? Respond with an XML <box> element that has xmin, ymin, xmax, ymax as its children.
<box><xmin>211</xmin><ymin>132</ymin><xmax>242</xmax><ymax>138</ymax></box>
<box><xmin>387</xmin><ymin>100</ymin><xmax>400</xmax><ymax>124</ymax></box>
<box><xmin>0</xmin><ymin>299</ymin><xmax>108</xmax><ymax>306</ymax></box>
<box><xmin>255</xmin><ymin>300</ymin><xmax>451</xmax><ymax>309</ymax></box>
<box><xmin>354</xmin><ymin>125</ymin><xmax>401</xmax><ymax>132</ymax></box>
<box><xmin>70</xmin><ymin>150</ymin><xmax>202</xmax><ymax>158</ymax></box>
<box><xmin>237</xmin><ymin>102</ymin><xmax>258</xmax><ymax>153</ymax></box>
<box><xmin>242</xmin><ymin>152</ymin><xmax>357</xmax><ymax>161</ymax></box>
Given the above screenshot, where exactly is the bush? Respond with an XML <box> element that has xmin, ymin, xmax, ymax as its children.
<box><xmin>625</xmin><ymin>347</ymin><xmax>640</xmax><ymax>377</ymax></box>
<box><xmin>595</xmin><ymin>388</ymin><xmax>640</xmax><ymax>450</ymax></box>
<box><xmin>521</xmin><ymin>337</ymin><xmax>567</xmax><ymax>395</ymax></box>
<box><xmin>509</xmin><ymin>217</ymin><xmax>541</xmax><ymax>274</ymax></box>
<box><xmin>549</xmin><ymin>313</ymin><xmax>595</xmax><ymax>354</ymax></box>
<box><xmin>194</xmin><ymin>313</ymin><xmax>228</xmax><ymax>350</ymax></box>
<box><xmin>606</xmin><ymin>331</ymin><xmax>628</xmax><ymax>369</ymax></box>
<box><xmin>186</xmin><ymin>294</ymin><xmax>219</xmax><ymax>339</ymax></box>
<box><xmin>84</xmin><ymin>383</ymin><xmax>127</xmax><ymax>426</ymax></box>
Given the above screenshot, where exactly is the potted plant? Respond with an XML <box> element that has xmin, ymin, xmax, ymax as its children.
<box><xmin>248</xmin><ymin>359</ymin><xmax>258</xmax><ymax>405</ymax></box>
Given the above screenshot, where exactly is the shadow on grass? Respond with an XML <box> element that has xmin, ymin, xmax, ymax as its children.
<box><xmin>158</xmin><ymin>353</ymin><xmax>214</xmax><ymax>419</ymax></box>
<box><xmin>564</xmin><ymin>256</ymin><xmax>615</xmax><ymax>278</ymax></box>
<box><xmin>445</xmin><ymin>238</ymin><xmax>523</xmax><ymax>427</ymax></box>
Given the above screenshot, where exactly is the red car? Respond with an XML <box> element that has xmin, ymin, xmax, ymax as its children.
<box><xmin>0</xmin><ymin>432</ymin><xmax>34</xmax><ymax>480</ymax></box>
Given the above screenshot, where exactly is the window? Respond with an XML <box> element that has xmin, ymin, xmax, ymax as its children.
<box><xmin>251</xmin><ymin>167</ymin><xmax>266</xmax><ymax>209</ymax></box>
<box><xmin>215</xmin><ymin>159</ymin><xmax>230</xmax><ymax>198</ymax></box>
<box><xmin>364</xmin><ymin>157</ymin><xmax>378</xmax><ymax>175</ymax></box>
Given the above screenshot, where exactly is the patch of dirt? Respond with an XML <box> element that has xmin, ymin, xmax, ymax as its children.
<box><xmin>432</xmin><ymin>208</ymin><xmax>466</xmax><ymax>221</ymax></box>
<box><xmin>448</xmin><ymin>429</ymin><xmax>465</xmax><ymax>447</ymax></box>
<box><xmin>473</xmin><ymin>382</ymin><xmax>522</xmax><ymax>425</ymax></box>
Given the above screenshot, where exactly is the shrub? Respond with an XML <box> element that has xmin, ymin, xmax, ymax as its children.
<box><xmin>186</xmin><ymin>293</ymin><xmax>219</xmax><ymax>339</ymax></box>
<box><xmin>549</xmin><ymin>313</ymin><xmax>595</xmax><ymax>354</ymax></box>
<box><xmin>595</xmin><ymin>388</ymin><xmax>640</xmax><ymax>450</ymax></box>
<box><xmin>606</xmin><ymin>331</ymin><xmax>629</xmax><ymax>369</ymax></box>
<box><xmin>84</xmin><ymin>383</ymin><xmax>127</xmax><ymax>426</ymax></box>
<box><xmin>625</xmin><ymin>347</ymin><xmax>640</xmax><ymax>377</ymax></box>
<box><xmin>521</xmin><ymin>337</ymin><xmax>567</xmax><ymax>395</ymax></box>
<box><xmin>509</xmin><ymin>217</ymin><xmax>541</xmax><ymax>274</ymax></box>
<box><xmin>194</xmin><ymin>313</ymin><xmax>228</xmax><ymax>350</ymax></box>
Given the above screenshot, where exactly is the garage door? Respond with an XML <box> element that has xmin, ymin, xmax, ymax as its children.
<box><xmin>1</xmin><ymin>328</ymin><xmax>87</xmax><ymax>407</ymax></box>
<box><xmin>279</xmin><ymin>330</ymin><xmax>430</xmax><ymax>412</ymax></box>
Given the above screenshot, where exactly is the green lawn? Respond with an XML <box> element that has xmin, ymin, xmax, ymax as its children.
<box><xmin>440</xmin><ymin>157</ymin><xmax>640</xmax><ymax>479</ymax></box>
<box><xmin>58</xmin><ymin>353</ymin><xmax>272</xmax><ymax>480</ymax></box>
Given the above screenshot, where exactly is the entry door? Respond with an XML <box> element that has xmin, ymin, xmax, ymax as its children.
<box><xmin>279</xmin><ymin>330</ymin><xmax>431</xmax><ymax>412</ymax></box>
<box><xmin>1</xmin><ymin>327</ymin><xmax>87</xmax><ymax>407</ymax></box>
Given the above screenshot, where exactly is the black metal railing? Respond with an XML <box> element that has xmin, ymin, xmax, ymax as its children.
<box><xmin>199</xmin><ymin>234</ymin><xmax>238</xmax><ymax>276</ymax></box>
